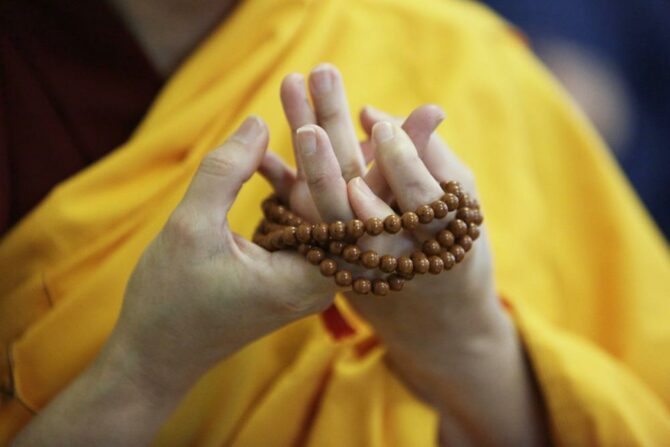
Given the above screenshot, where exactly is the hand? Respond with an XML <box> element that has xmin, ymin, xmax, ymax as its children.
<box><xmin>262</xmin><ymin>64</ymin><xmax>549</xmax><ymax>446</ymax></box>
<box><xmin>111</xmin><ymin>117</ymin><xmax>335</xmax><ymax>391</ymax></box>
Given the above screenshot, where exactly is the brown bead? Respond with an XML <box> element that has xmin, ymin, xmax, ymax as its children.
<box><xmin>313</xmin><ymin>223</ymin><xmax>330</xmax><ymax>243</ymax></box>
<box><xmin>361</xmin><ymin>250</ymin><xmax>380</xmax><ymax>269</ymax></box>
<box><xmin>441</xmin><ymin>193</ymin><xmax>459</xmax><ymax>211</ymax></box>
<box><xmin>287</xmin><ymin>215</ymin><xmax>303</xmax><ymax>226</ymax></box>
<box><xmin>329</xmin><ymin>241</ymin><xmax>345</xmax><ymax>255</ymax></box>
<box><xmin>428</xmin><ymin>255</ymin><xmax>444</xmax><ymax>274</ymax></box>
<box><xmin>397</xmin><ymin>256</ymin><xmax>414</xmax><ymax>275</ymax></box>
<box><xmin>411</xmin><ymin>252</ymin><xmax>429</xmax><ymax>274</ymax></box>
<box><xmin>416</xmin><ymin>204</ymin><xmax>435</xmax><ymax>224</ymax></box>
<box><xmin>456</xmin><ymin>207</ymin><xmax>473</xmax><ymax>223</ymax></box>
<box><xmin>437</xmin><ymin>229</ymin><xmax>455</xmax><ymax>248</ymax></box>
<box><xmin>449</xmin><ymin>245</ymin><xmax>466</xmax><ymax>263</ymax></box>
<box><xmin>431</xmin><ymin>200</ymin><xmax>449</xmax><ymax>219</ymax></box>
<box><xmin>471</xmin><ymin>209</ymin><xmax>484</xmax><ymax>225</ymax></box>
<box><xmin>270</xmin><ymin>231</ymin><xmax>284</xmax><ymax>249</ymax></box>
<box><xmin>296</xmin><ymin>224</ymin><xmax>312</xmax><ymax>243</ymax></box>
<box><xmin>372</xmin><ymin>280</ymin><xmax>390</xmax><ymax>296</ymax></box>
<box><xmin>306</xmin><ymin>248</ymin><xmax>325</xmax><ymax>265</ymax></box>
<box><xmin>458</xmin><ymin>235</ymin><xmax>473</xmax><ymax>252</ymax></box>
<box><xmin>365</xmin><ymin>217</ymin><xmax>384</xmax><ymax>236</ymax></box>
<box><xmin>380</xmin><ymin>255</ymin><xmax>398</xmax><ymax>273</ymax></box>
<box><xmin>335</xmin><ymin>269</ymin><xmax>353</xmax><ymax>287</ymax></box>
<box><xmin>401</xmin><ymin>212</ymin><xmax>419</xmax><ymax>230</ymax></box>
<box><xmin>353</xmin><ymin>278</ymin><xmax>371</xmax><ymax>294</ymax></box>
<box><xmin>460</xmin><ymin>193</ymin><xmax>472</xmax><ymax>209</ymax></box>
<box><xmin>448</xmin><ymin>219</ymin><xmax>468</xmax><ymax>237</ymax></box>
<box><xmin>444</xmin><ymin>181</ymin><xmax>461</xmax><ymax>195</ymax></box>
<box><xmin>282</xmin><ymin>226</ymin><xmax>297</xmax><ymax>246</ymax></box>
<box><xmin>329</xmin><ymin>221</ymin><xmax>347</xmax><ymax>241</ymax></box>
<box><xmin>384</xmin><ymin>215</ymin><xmax>402</xmax><ymax>233</ymax></box>
<box><xmin>319</xmin><ymin>259</ymin><xmax>338</xmax><ymax>277</ymax></box>
<box><xmin>388</xmin><ymin>274</ymin><xmax>405</xmax><ymax>291</ymax></box>
<box><xmin>298</xmin><ymin>244</ymin><xmax>311</xmax><ymax>255</ymax></box>
<box><xmin>346</xmin><ymin>219</ymin><xmax>366</xmax><ymax>240</ymax></box>
<box><xmin>440</xmin><ymin>250</ymin><xmax>456</xmax><ymax>269</ymax></box>
<box><xmin>468</xmin><ymin>223</ymin><xmax>480</xmax><ymax>240</ymax></box>
<box><xmin>342</xmin><ymin>245</ymin><xmax>362</xmax><ymax>263</ymax></box>
<box><xmin>422</xmin><ymin>239</ymin><xmax>442</xmax><ymax>256</ymax></box>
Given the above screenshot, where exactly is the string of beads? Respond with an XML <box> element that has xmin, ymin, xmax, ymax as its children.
<box><xmin>254</xmin><ymin>180</ymin><xmax>483</xmax><ymax>296</ymax></box>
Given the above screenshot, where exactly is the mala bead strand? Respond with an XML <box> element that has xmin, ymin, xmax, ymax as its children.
<box><xmin>254</xmin><ymin>178</ymin><xmax>484</xmax><ymax>295</ymax></box>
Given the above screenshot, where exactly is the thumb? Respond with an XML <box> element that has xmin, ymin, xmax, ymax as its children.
<box><xmin>182</xmin><ymin>116</ymin><xmax>269</xmax><ymax>219</ymax></box>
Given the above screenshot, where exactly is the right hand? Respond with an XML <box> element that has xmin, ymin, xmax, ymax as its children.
<box><xmin>109</xmin><ymin>116</ymin><xmax>335</xmax><ymax>390</ymax></box>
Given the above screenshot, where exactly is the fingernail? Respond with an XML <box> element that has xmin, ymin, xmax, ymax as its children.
<box><xmin>311</xmin><ymin>64</ymin><xmax>333</xmax><ymax>94</ymax></box>
<box><xmin>373</xmin><ymin>121</ymin><xmax>394</xmax><ymax>143</ymax></box>
<box><xmin>234</xmin><ymin>116</ymin><xmax>262</xmax><ymax>144</ymax></box>
<box><xmin>296</xmin><ymin>126</ymin><xmax>317</xmax><ymax>156</ymax></box>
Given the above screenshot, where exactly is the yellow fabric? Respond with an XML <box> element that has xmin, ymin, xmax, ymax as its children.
<box><xmin>1</xmin><ymin>0</ymin><xmax>669</xmax><ymax>444</ymax></box>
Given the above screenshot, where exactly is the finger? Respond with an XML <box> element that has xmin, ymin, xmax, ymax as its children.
<box><xmin>296</xmin><ymin>124</ymin><xmax>354</xmax><ymax>221</ymax></box>
<box><xmin>361</xmin><ymin>104</ymin><xmax>445</xmax><ymax>156</ymax></box>
<box><xmin>362</xmin><ymin>105</ymin><xmax>445</xmax><ymax>199</ymax></box>
<box><xmin>281</xmin><ymin>73</ymin><xmax>317</xmax><ymax>179</ymax></box>
<box><xmin>258</xmin><ymin>151</ymin><xmax>296</xmax><ymax>203</ymax></box>
<box><xmin>308</xmin><ymin>64</ymin><xmax>365</xmax><ymax>180</ymax></box>
<box><xmin>373</xmin><ymin>121</ymin><xmax>445</xmax><ymax>236</ymax></box>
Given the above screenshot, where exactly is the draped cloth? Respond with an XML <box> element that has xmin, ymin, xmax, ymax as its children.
<box><xmin>1</xmin><ymin>0</ymin><xmax>669</xmax><ymax>444</ymax></box>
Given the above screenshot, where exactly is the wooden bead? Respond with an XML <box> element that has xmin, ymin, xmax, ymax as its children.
<box><xmin>270</xmin><ymin>231</ymin><xmax>284</xmax><ymax>249</ymax></box>
<box><xmin>353</xmin><ymin>278</ymin><xmax>371</xmax><ymax>294</ymax></box>
<box><xmin>296</xmin><ymin>224</ymin><xmax>312</xmax><ymax>243</ymax></box>
<box><xmin>422</xmin><ymin>239</ymin><xmax>442</xmax><ymax>256</ymax></box>
<box><xmin>460</xmin><ymin>193</ymin><xmax>472</xmax><ymax>209</ymax></box>
<box><xmin>388</xmin><ymin>274</ymin><xmax>405</xmax><ymax>291</ymax></box>
<box><xmin>468</xmin><ymin>223</ymin><xmax>480</xmax><ymax>240</ymax></box>
<box><xmin>346</xmin><ymin>219</ymin><xmax>366</xmax><ymax>240</ymax></box>
<box><xmin>329</xmin><ymin>221</ymin><xmax>347</xmax><ymax>241</ymax></box>
<box><xmin>441</xmin><ymin>193</ymin><xmax>459</xmax><ymax>211</ymax></box>
<box><xmin>431</xmin><ymin>200</ymin><xmax>449</xmax><ymax>219</ymax></box>
<box><xmin>306</xmin><ymin>248</ymin><xmax>325</xmax><ymax>265</ymax></box>
<box><xmin>458</xmin><ymin>235</ymin><xmax>473</xmax><ymax>252</ymax></box>
<box><xmin>342</xmin><ymin>245</ymin><xmax>361</xmax><ymax>263</ymax></box>
<box><xmin>428</xmin><ymin>255</ymin><xmax>444</xmax><ymax>274</ymax></box>
<box><xmin>449</xmin><ymin>245</ymin><xmax>466</xmax><ymax>263</ymax></box>
<box><xmin>437</xmin><ymin>229</ymin><xmax>455</xmax><ymax>248</ymax></box>
<box><xmin>281</xmin><ymin>226</ymin><xmax>297</xmax><ymax>246</ymax></box>
<box><xmin>448</xmin><ymin>219</ymin><xmax>468</xmax><ymax>237</ymax></box>
<box><xmin>287</xmin><ymin>215</ymin><xmax>303</xmax><ymax>226</ymax></box>
<box><xmin>329</xmin><ymin>241</ymin><xmax>345</xmax><ymax>255</ymax></box>
<box><xmin>397</xmin><ymin>256</ymin><xmax>414</xmax><ymax>275</ymax></box>
<box><xmin>411</xmin><ymin>252</ymin><xmax>429</xmax><ymax>274</ymax></box>
<box><xmin>335</xmin><ymin>269</ymin><xmax>353</xmax><ymax>286</ymax></box>
<box><xmin>313</xmin><ymin>223</ymin><xmax>330</xmax><ymax>243</ymax></box>
<box><xmin>297</xmin><ymin>244</ymin><xmax>311</xmax><ymax>255</ymax></box>
<box><xmin>444</xmin><ymin>181</ymin><xmax>461</xmax><ymax>195</ymax></box>
<box><xmin>372</xmin><ymin>280</ymin><xmax>390</xmax><ymax>296</ymax></box>
<box><xmin>401</xmin><ymin>212</ymin><xmax>419</xmax><ymax>230</ymax></box>
<box><xmin>384</xmin><ymin>215</ymin><xmax>402</xmax><ymax>233</ymax></box>
<box><xmin>365</xmin><ymin>217</ymin><xmax>384</xmax><ymax>236</ymax></box>
<box><xmin>361</xmin><ymin>250</ymin><xmax>380</xmax><ymax>268</ymax></box>
<box><xmin>440</xmin><ymin>250</ymin><xmax>456</xmax><ymax>270</ymax></box>
<box><xmin>456</xmin><ymin>207</ymin><xmax>473</xmax><ymax>223</ymax></box>
<box><xmin>380</xmin><ymin>255</ymin><xmax>398</xmax><ymax>273</ymax></box>
<box><xmin>416</xmin><ymin>205</ymin><xmax>435</xmax><ymax>224</ymax></box>
<box><xmin>471</xmin><ymin>209</ymin><xmax>484</xmax><ymax>225</ymax></box>
<box><xmin>319</xmin><ymin>259</ymin><xmax>338</xmax><ymax>277</ymax></box>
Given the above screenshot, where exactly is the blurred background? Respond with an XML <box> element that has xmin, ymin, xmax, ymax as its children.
<box><xmin>481</xmin><ymin>0</ymin><xmax>670</xmax><ymax>239</ymax></box>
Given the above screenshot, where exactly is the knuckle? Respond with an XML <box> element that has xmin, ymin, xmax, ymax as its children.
<box><xmin>164</xmin><ymin>209</ymin><xmax>203</xmax><ymax>247</ymax></box>
<box><xmin>306</xmin><ymin>171</ymin><xmax>336</xmax><ymax>192</ymax></box>
<box><xmin>198</xmin><ymin>148</ymin><xmax>239</xmax><ymax>178</ymax></box>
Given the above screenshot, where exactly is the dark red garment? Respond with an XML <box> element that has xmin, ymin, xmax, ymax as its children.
<box><xmin>0</xmin><ymin>0</ymin><xmax>163</xmax><ymax>235</ymax></box>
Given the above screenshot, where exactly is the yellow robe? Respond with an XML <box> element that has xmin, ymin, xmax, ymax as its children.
<box><xmin>1</xmin><ymin>0</ymin><xmax>669</xmax><ymax>444</ymax></box>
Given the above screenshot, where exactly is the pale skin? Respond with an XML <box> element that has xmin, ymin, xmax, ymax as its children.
<box><xmin>12</xmin><ymin>3</ymin><xmax>550</xmax><ymax>446</ymax></box>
